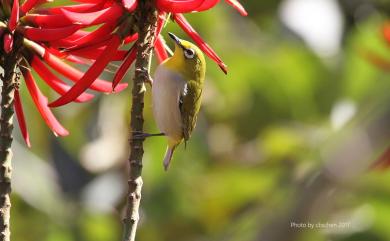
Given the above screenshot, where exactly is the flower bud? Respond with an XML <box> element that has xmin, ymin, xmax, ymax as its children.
<box><xmin>3</xmin><ymin>33</ymin><xmax>13</xmax><ymax>54</ymax></box>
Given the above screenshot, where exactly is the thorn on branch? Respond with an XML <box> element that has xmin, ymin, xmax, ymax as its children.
<box><xmin>135</xmin><ymin>67</ymin><xmax>149</xmax><ymax>79</ymax></box>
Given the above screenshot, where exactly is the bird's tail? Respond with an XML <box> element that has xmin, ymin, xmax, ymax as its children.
<box><xmin>163</xmin><ymin>141</ymin><xmax>178</xmax><ymax>171</ymax></box>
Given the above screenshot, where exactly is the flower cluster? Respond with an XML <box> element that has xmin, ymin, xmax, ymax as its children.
<box><xmin>45</xmin><ymin>0</ymin><xmax>247</xmax><ymax>107</ymax></box>
<box><xmin>1</xmin><ymin>0</ymin><xmax>128</xmax><ymax>146</ymax></box>
<box><xmin>0</xmin><ymin>0</ymin><xmax>246</xmax><ymax>145</ymax></box>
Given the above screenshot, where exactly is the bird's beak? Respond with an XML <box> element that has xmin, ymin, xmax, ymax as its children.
<box><xmin>168</xmin><ymin>32</ymin><xmax>184</xmax><ymax>49</ymax></box>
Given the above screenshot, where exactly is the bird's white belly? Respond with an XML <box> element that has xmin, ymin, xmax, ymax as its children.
<box><xmin>152</xmin><ymin>66</ymin><xmax>186</xmax><ymax>141</ymax></box>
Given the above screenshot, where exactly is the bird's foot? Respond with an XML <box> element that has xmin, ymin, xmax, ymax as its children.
<box><xmin>131</xmin><ymin>131</ymin><xmax>165</xmax><ymax>140</ymax></box>
<box><xmin>146</xmin><ymin>75</ymin><xmax>153</xmax><ymax>86</ymax></box>
<box><xmin>135</xmin><ymin>67</ymin><xmax>153</xmax><ymax>86</ymax></box>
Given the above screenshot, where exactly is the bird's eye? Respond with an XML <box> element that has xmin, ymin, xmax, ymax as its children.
<box><xmin>184</xmin><ymin>49</ymin><xmax>195</xmax><ymax>59</ymax></box>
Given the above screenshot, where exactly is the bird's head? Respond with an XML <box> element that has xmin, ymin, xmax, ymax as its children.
<box><xmin>166</xmin><ymin>32</ymin><xmax>206</xmax><ymax>82</ymax></box>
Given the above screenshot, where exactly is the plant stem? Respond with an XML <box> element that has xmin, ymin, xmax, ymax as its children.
<box><xmin>122</xmin><ymin>1</ymin><xmax>158</xmax><ymax>241</ymax></box>
<box><xmin>0</xmin><ymin>50</ymin><xmax>19</xmax><ymax>241</ymax></box>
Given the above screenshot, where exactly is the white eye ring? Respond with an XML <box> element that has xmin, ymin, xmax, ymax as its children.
<box><xmin>184</xmin><ymin>48</ymin><xmax>195</xmax><ymax>59</ymax></box>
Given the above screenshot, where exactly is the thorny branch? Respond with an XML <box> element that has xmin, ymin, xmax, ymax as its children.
<box><xmin>122</xmin><ymin>1</ymin><xmax>158</xmax><ymax>241</ymax></box>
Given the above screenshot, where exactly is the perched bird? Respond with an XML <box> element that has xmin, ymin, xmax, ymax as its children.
<box><xmin>152</xmin><ymin>33</ymin><xmax>206</xmax><ymax>170</ymax></box>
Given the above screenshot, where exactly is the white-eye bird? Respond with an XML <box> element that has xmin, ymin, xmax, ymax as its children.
<box><xmin>152</xmin><ymin>33</ymin><xmax>206</xmax><ymax>170</ymax></box>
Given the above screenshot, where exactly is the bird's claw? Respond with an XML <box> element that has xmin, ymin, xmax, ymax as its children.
<box><xmin>146</xmin><ymin>75</ymin><xmax>153</xmax><ymax>86</ymax></box>
<box><xmin>131</xmin><ymin>131</ymin><xmax>165</xmax><ymax>140</ymax></box>
<box><xmin>135</xmin><ymin>67</ymin><xmax>153</xmax><ymax>86</ymax></box>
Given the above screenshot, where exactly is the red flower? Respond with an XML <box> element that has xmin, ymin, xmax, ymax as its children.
<box><xmin>0</xmin><ymin>0</ymin><xmax>128</xmax><ymax>146</ymax></box>
<box><xmin>40</xmin><ymin>0</ymin><xmax>247</xmax><ymax>107</ymax></box>
<box><xmin>156</xmin><ymin>0</ymin><xmax>247</xmax><ymax>16</ymax></box>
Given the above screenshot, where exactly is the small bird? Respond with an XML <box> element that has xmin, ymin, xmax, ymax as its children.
<box><xmin>152</xmin><ymin>33</ymin><xmax>206</xmax><ymax>170</ymax></box>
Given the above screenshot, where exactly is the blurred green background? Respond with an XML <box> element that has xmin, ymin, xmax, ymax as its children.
<box><xmin>11</xmin><ymin>0</ymin><xmax>390</xmax><ymax>241</ymax></box>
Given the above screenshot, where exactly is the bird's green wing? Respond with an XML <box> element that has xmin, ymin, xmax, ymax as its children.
<box><xmin>180</xmin><ymin>80</ymin><xmax>202</xmax><ymax>144</ymax></box>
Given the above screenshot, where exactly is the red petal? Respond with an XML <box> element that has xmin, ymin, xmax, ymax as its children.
<box><xmin>68</xmin><ymin>36</ymin><xmax>111</xmax><ymax>50</ymax></box>
<box><xmin>35</xmin><ymin>0</ymin><xmax>53</xmax><ymax>6</ymax></box>
<box><xmin>22</xmin><ymin>69</ymin><xmax>69</xmax><ymax>136</ymax></box>
<box><xmin>151</xmin><ymin>12</ymin><xmax>167</xmax><ymax>51</ymax></box>
<box><xmin>46</xmin><ymin>47</ymin><xmax>68</xmax><ymax>58</ymax></box>
<box><xmin>23</xmin><ymin>14</ymin><xmax>74</xmax><ymax>28</ymax></box>
<box><xmin>37</xmin><ymin>3</ymin><xmax>101</xmax><ymax>14</ymax></box>
<box><xmin>61</xmin><ymin>4</ymin><xmax>122</xmax><ymax>26</ymax></box>
<box><xmin>9</xmin><ymin>0</ymin><xmax>19</xmax><ymax>32</ymax></box>
<box><xmin>65</xmin><ymin>55</ymin><xmax>92</xmax><ymax>65</ymax></box>
<box><xmin>56</xmin><ymin>52</ymin><xmax>93</xmax><ymax>65</ymax></box>
<box><xmin>46</xmin><ymin>47</ymin><xmax>91</xmax><ymax>66</ymax></box>
<box><xmin>42</xmin><ymin>47</ymin><xmax>127</xmax><ymax>92</ymax></box>
<box><xmin>31</xmin><ymin>56</ymin><xmax>94</xmax><ymax>103</ymax></box>
<box><xmin>3</xmin><ymin>33</ymin><xmax>13</xmax><ymax>54</ymax></box>
<box><xmin>70</xmin><ymin>49</ymin><xmax>127</xmax><ymax>61</ymax></box>
<box><xmin>155</xmin><ymin>12</ymin><xmax>166</xmax><ymax>40</ymax></box>
<box><xmin>14</xmin><ymin>90</ymin><xmax>31</xmax><ymax>147</ymax></box>
<box><xmin>122</xmin><ymin>0</ymin><xmax>137</xmax><ymax>12</ymax></box>
<box><xmin>196</xmin><ymin>0</ymin><xmax>219</xmax><ymax>11</ymax></box>
<box><xmin>68</xmin><ymin>44</ymin><xmax>127</xmax><ymax>61</ymax></box>
<box><xmin>173</xmin><ymin>14</ymin><xmax>227</xmax><ymax>74</ymax></box>
<box><xmin>62</xmin><ymin>54</ymin><xmax>93</xmax><ymax>65</ymax></box>
<box><xmin>21</xmin><ymin>0</ymin><xmax>41</xmax><ymax>13</ymax></box>
<box><xmin>224</xmin><ymin>0</ymin><xmax>247</xmax><ymax>16</ymax></box>
<box><xmin>20</xmin><ymin>0</ymin><xmax>51</xmax><ymax>13</ymax></box>
<box><xmin>49</xmin><ymin>35</ymin><xmax>123</xmax><ymax>107</ymax></box>
<box><xmin>67</xmin><ymin>22</ymin><xmax>115</xmax><ymax>49</ymax></box>
<box><xmin>71</xmin><ymin>0</ymin><xmax>106</xmax><ymax>4</ymax></box>
<box><xmin>23</xmin><ymin>37</ymin><xmax>45</xmax><ymax>56</ymax></box>
<box><xmin>49</xmin><ymin>30</ymin><xmax>90</xmax><ymax>48</ymax></box>
<box><xmin>58</xmin><ymin>30</ymin><xmax>89</xmax><ymax>41</ymax></box>
<box><xmin>156</xmin><ymin>0</ymin><xmax>205</xmax><ymax>13</ymax></box>
<box><xmin>22</xmin><ymin>25</ymin><xmax>81</xmax><ymax>42</ymax></box>
<box><xmin>112</xmin><ymin>46</ymin><xmax>137</xmax><ymax>90</ymax></box>
<box><xmin>124</xmin><ymin>33</ymin><xmax>138</xmax><ymax>44</ymax></box>
<box><xmin>154</xmin><ymin>35</ymin><xmax>169</xmax><ymax>63</ymax></box>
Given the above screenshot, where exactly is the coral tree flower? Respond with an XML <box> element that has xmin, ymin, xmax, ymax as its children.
<box><xmin>0</xmin><ymin>0</ymin><xmax>128</xmax><ymax>146</ymax></box>
<box><xmin>43</xmin><ymin>0</ymin><xmax>247</xmax><ymax>107</ymax></box>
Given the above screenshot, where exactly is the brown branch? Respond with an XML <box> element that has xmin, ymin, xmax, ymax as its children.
<box><xmin>122</xmin><ymin>1</ymin><xmax>158</xmax><ymax>241</ymax></box>
<box><xmin>0</xmin><ymin>44</ymin><xmax>20</xmax><ymax>241</ymax></box>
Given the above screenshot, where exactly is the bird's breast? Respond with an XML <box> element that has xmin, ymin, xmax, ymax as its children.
<box><xmin>152</xmin><ymin>65</ymin><xmax>186</xmax><ymax>141</ymax></box>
